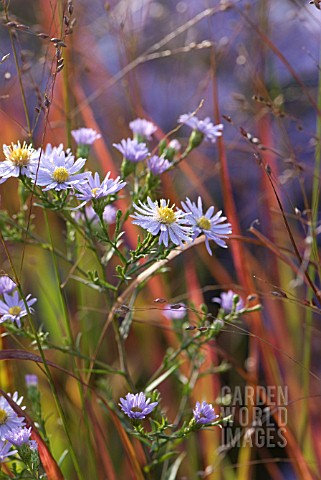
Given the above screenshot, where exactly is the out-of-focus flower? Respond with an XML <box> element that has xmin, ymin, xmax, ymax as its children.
<box><xmin>212</xmin><ymin>290</ymin><xmax>244</xmax><ymax>313</ymax></box>
<box><xmin>131</xmin><ymin>197</ymin><xmax>191</xmax><ymax>247</ymax></box>
<box><xmin>0</xmin><ymin>276</ymin><xmax>16</xmax><ymax>296</ymax></box>
<box><xmin>25</xmin><ymin>375</ymin><xmax>38</xmax><ymax>388</ymax></box>
<box><xmin>30</xmin><ymin>146</ymin><xmax>89</xmax><ymax>191</ymax></box>
<box><xmin>119</xmin><ymin>392</ymin><xmax>158</xmax><ymax>420</ymax></box>
<box><xmin>0</xmin><ymin>395</ymin><xmax>25</xmax><ymax>438</ymax></box>
<box><xmin>168</xmin><ymin>139</ymin><xmax>181</xmax><ymax>151</ymax></box>
<box><xmin>181</xmin><ymin>197</ymin><xmax>231</xmax><ymax>255</ymax></box>
<box><xmin>178</xmin><ymin>113</ymin><xmax>223</xmax><ymax>144</ymax></box>
<box><xmin>163</xmin><ymin>303</ymin><xmax>187</xmax><ymax>320</ymax></box>
<box><xmin>0</xmin><ymin>439</ymin><xmax>17</xmax><ymax>462</ymax></box>
<box><xmin>0</xmin><ymin>291</ymin><xmax>37</xmax><ymax>327</ymax></box>
<box><xmin>71</xmin><ymin>128</ymin><xmax>101</xmax><ymax>145</ymax></box>
<box><xmin>147</xmin><ymin>155</ymin><xmax>171</xmax><ymax>175</ymax></box>
<box><xmin>129</xmin><ymin>118</ymin><xmax>157</xmax><ymax>140</ymax></box>
<box><xmin>75</xmin><ymin>172</ymin><xmax>126</xmax><ymax>208</ymax></box>
<box><xmin>103</xmin><ymin>204</ymin><xmax>117</xmax><ymax>224</ymax></box>
<box><xmin>5</xmin><ymin>426</ymin><xmax>36</xmax><ymax>449</ymax></box>
<box><xmin>193</xmin><ymin>401</ymin><xmax>218</xmax><ymax>425</ymax></box>
<box><xmin>113</xmin><ymin>138</ymin><xmax>149</xmax><ymax>163</ymax></box>
<box><xmin>0</xmin><ymin>142</ymin><xmax>39</xmax><ymax>184</ymax></box>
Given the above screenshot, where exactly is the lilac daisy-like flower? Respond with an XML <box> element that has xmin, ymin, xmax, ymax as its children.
<box><xmin>0</xmin><ymin>439</ymin><xmax>17</xmax><ymax>462</ymax></box>
<box><xmin>25</xmin><ymin>375</ymin><xmax>38</xmax><ymax>388</ymax></box>
<box><xmin>75</xmin><ymin>172</ymin><xmax>126</xmax><ymax>207</ymax></box>
<box><xmin>147</xmin><ymin>155</ymin><xmax>171</xmax><ymax>175</ymax></box>
<box><xmin>0</xmin><ymin>291</ymin><xmax>37</xmax><ymax>327</ymax></box>
<box><xmin>212</xmin><ymin>290</ymin><xmax>244</xmax><ymax>313</ymax></box>
<box><xmin>181</xmin><ymin>196</ymin><xmax>232</xmax><ymax>255</ymax></box>
<box><xmin>30</xmin><ymin>146</ymin><xmax>88</xmax><ymax>192</ymax></box>
<box><xmin>113</xmin><ymin>138</ymin><xmax>149</xmax><ymax>163</ymax></box>
<box><xmin>119</xmin><ymin>392</ymin><xmax>158</xmax><ymax>420</ymax></box>
<box><xmin>178</xmin><ymin>113</ymin><xmax>223</xmax><ymax>144</ymax></box>
<box><xmin>5</xmin><ymin>426</ymin><xmax>37</xmax><ymax>450</ymax></box>
<box><xmin>131</xmin><ymin>197</ymin><xmax>192</xmax><ymax>247</ymax></box>
<box><xmin>0</xmin><ymin>395</ymin><xmax>25</xmax><ymax>438</ymax></box>
<box><xmin>71</xmin><ymin>128</ymin><xmax>101</xmax><ymax>145</ymax></box>
<box><xmin>163</xmin><ymin>303</ymin><xmax>187</xmax><ymax>320</ymax></box>
<box><xmin>129</xmin><ymin>118</ymin><xmax>157</xmax><ymax>140</ymax></box>
<box><xmin>0</xmin><ymin>276</ymin><xmax>16</xmax><ymax>295</ymax></box>
<box><xmin>103</xmin><ymin>204</ymin><xmax>117</xmax><ymax>224</ymax></box>
<box><xmin>0</xmin><ymin>141</ymin><xmax>39</xmax><ymax>184</ymax></box>
<box><xmin>193</xmin><ymin>401</ymin><xmax>218</xmax><ymax>425</ymax></box>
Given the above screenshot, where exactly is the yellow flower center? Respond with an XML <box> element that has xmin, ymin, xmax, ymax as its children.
<box><xmin>52</xmin><ymin>167</ymin><xmax>70</xmax><ymax>183</ymax></box>
<box><xmin>157</xmin><ymin>206</ymin><xmax>176</xmax><ymax>224</ymax></box>
<box><xmin>6</xmin><ymin>141</ymin><xmax>34</xmax><ymax>166</ymax></box>
<box><xmin>197</xmin><ymin>216</ymin><xmax>211</xmax><ymax>230</ymax></box>
<box><xmin>0</xmin><ymin>409</ymin><xmax>8</xmax><ymax>425</ymax></box>
<box><xmin>91</xmin><ymin>187</ymin><xmax>99</xmax><ymax>197</ymax></box>
<box><xmin>8</xmin><ymin>306</ymin><xmax>22</xmax><ymax>316</ymax></box>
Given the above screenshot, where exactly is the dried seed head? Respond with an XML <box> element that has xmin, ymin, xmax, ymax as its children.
<box><xmin>56</xmin><ymin>63</ymin><xmax>64</xmax><ymax>73</ymax></box>
<box><xmin>119</xmin><ymin>304</ymin><xmax>130</xmax><ymax>312</ymax></box>
<box><xmin>68</xmin><ymin>0</ymin><xmax>73</xmax><ymax>15</ymax></box>
<box><xmin>37</xmin><ymin>33</ymin><xmax>49</xmax><ymax>39</ymax></box>
<box><xmin>44</xmin><ymin>95</ymin><xmax>51</xmax><ymax>108</ymax></box>
<box><xmin>16</xmin><ymin>24</ymin><xmax>30</xmax><ymax>30</ymax></box>
<box><xmin>170</xmin><ymin>304</ymin><xmax>183</xmax><ymax>310</ymax></box>
<box><xmin>6</xmin><ymin>21</ymin><xmax>18</xmax><ymax>28</ymax></box>
<box><xmin>185</xmin><ymin>325</ymin><xmax>196</xmax><ymax>331</ymax></box>
<box><xmin>50</xmin><ymin>37</ymin><xmax>61</xmax><ymax>43</ymax></box>
<box><xmin>0</xmin><ymin>54</ymin><xmax>10</xmax><ymax>64</ymax></box>
<box><xmin>55</xmin><ymin>41</ymin><xmax>67</xmax><ymax>48</ymax></box>
<box><xmin>153</xmin><ymin>298</ymin><xmax>167</xmax><ymax>304</ymax></box>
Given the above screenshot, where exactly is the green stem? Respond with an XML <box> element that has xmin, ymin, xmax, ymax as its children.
<box><xmin>300</xmin><ymin>41</ymin><xmax>321</xmax><ymax>447</ymax></box>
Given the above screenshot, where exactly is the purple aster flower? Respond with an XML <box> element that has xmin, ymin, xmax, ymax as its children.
<box><xmin>163</xmin><ymin>303</ymin><xmax>187</xmax><ymax>320</ymax></box>
<box><xmin>129</xmin><ymin>118</ymin><xmax>157</xmax><ymax>140</ymax></box>
<box><xmin>113</xmin><ymin>138</ymin><xmax>149</xmax><ymax>163</ymax></box>
<box><xmin>193</xmin><ymin>401</ymin><xmax>218</xmax><ymax>425</ymax></box>
<box><xmin>75</xmin><ymin>172</ymin><xmax>126</xmax><ymax>208</ymax></box>
<box><xmin>103</xmin><ymin>204</ymin><xmax>117</xmax><ymax>224</ymax></box>
<box><xmin>71</xmin><ymin>128</ymin><xmax>101</xmax><ymax>145</ymax></box>
<box><xmin>212</xmin><ymin>290</ymin><xmax>244</xmax><ymax>313</ymax></box>
<box><xmin>178</xmin><ymin>113</ymin><xmax>223</xmax><ymax>143</ymax></box>
<box><xmin>119</xmin><ymin>392</ymin><xmax>158</xmax><ymax>420</ymax></box>
<box><xmin>0</xmin><ymin>439</ymin><xmax>17</xmax><ymax>462</ymax></box>
<box><xmin>30</xmin><ymin>145</ymin><xmax>89</xmax><ymax>192</ymax></box>
<box><xmin>25</xmin><ymin>375</ymin><xmax>38</xmax><ymax>388</ymax></box>
<box><xmin>0</xmin><ymin>395</ymin><xmax>25</xmax><ymax>438</ymax></box>
<box><xmin>0</xmin><ymin>276</ymin><xmax>16</xmax><ymax>295</ymax></box>
<box><xmin>181</xmin><ymin>197</ymin><xmax>232</xmax><ymax>255</ymax></box>
<box><xmin>147</xmin><ymin>155</ymin><xmax>171</xmax><ymax>175</ymax></box>
<box><xmin>4</xmin><ymin>426</ymin><xmax>34</xmax><ymax>447</ymax></box>
<box><xmin>0</xmin><ymin>141</ymin><xmax>39</xmax><ymax>184</ymax></box>
<box><xmin>0</xmin><ymin>291</ymin><xmax>37</xmax><ymax>327</ymax></box>
<box><xmin>131</xmin><ymin>197</ymin><xmax>192</xmax><ymax>247</ymax></box>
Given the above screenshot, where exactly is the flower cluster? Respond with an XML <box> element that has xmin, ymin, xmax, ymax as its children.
<box><xmin>119</xmin><ymin>392</ymin><xmax>218</xmax><ymax>428</ymax></box>
<box><xmin>131</xmin><ymin>195</ymin><xmax>231</xmax><ymax>253</ymax></box>
<box><xmin>0</xmin><ymin>392</ymin><xmax>38</xmax><ymax>463</ymax></box>
<box><xmin>0</xmin><ymin>278</ymin><xmax>36</xmax><ymax>328</ymax></box>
